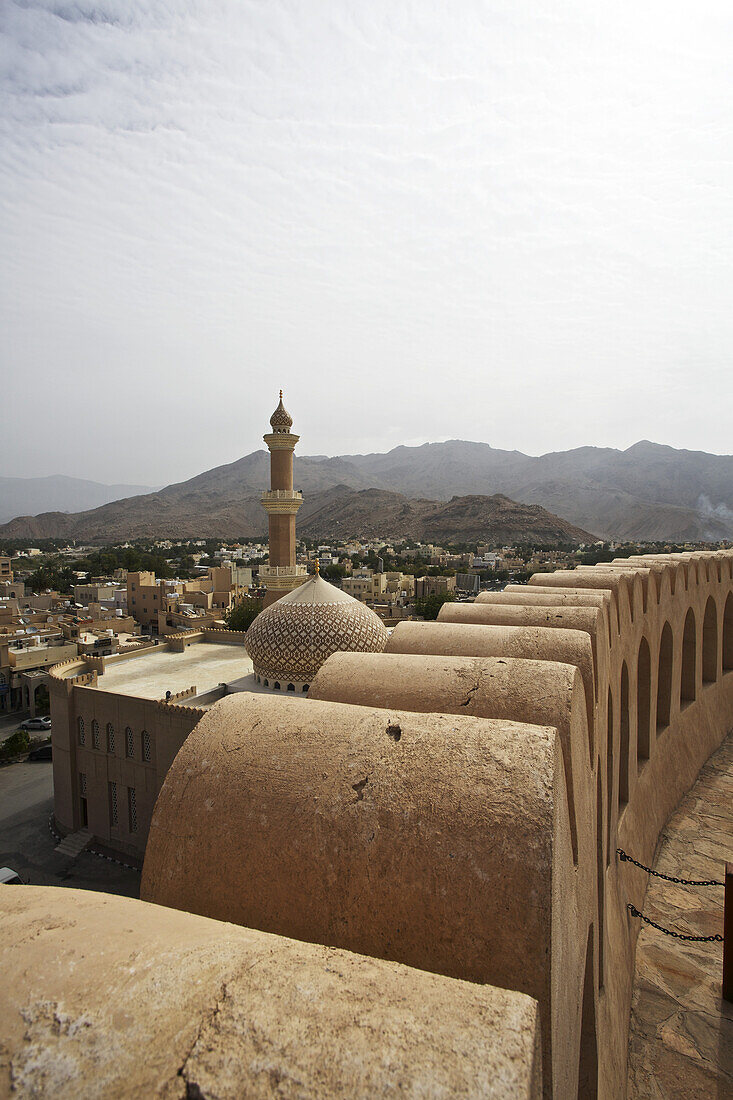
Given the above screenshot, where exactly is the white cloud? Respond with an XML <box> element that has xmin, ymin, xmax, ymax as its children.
<box><xmin>1</xmin><ymin>0</ymin><xmax>732</xmax><ymax>483</ymax></box>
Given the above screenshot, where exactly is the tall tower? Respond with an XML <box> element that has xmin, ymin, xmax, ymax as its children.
<box><xmin>259</xmin><ymin>392</ymin><xmax>307</xmax><ymax>607</ymax></box>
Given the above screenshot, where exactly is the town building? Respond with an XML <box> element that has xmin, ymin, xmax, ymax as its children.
<box><xmin>49</xmin><ymin>631</ymin><xmax>255</xmax><ymax>861</ymax></box>
<box><xmin>414</xmin><ymin>575</ymin><xmax>457</xmax><ymax>599</ymax></box>
<box><xmin>126</xmin><ymin>565</ymin><xmax>240</xmax><ymax>633</ymax></box>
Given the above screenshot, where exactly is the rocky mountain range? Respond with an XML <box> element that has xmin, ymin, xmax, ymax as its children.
<box><xmin>1</xmin><ymin>439</ymin><xmax>731</xmax><ymax>544</ymax></box>
<box><xmin>299</xmin><ymin>488</ymin><xmax>594</xmax><ymax>545</ymax></box>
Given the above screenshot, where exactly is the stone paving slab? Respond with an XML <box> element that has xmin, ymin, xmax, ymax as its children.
<box><xmin>627</xmin><ymin>734</ymin><xmax>733</xmax><ymax>1099</ymax></box>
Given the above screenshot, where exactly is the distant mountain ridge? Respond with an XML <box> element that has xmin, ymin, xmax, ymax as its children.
<box><xmin>0</xmin><ymin>475</ymin><xmax>157</xmax><ymax>525</ymax></box>
<box><xmin>1</xmin><ymin>439</ymin><xmax>731</xmax><ymax>543</ymax></box>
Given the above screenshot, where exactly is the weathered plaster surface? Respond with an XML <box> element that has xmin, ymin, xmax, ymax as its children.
<box><xmin>0</xmin><ymin>886</ymin><xmax>541</xmax><ymax>1099</ymax></box>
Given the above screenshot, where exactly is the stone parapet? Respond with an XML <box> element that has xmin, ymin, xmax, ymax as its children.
<box><xmin>0</xmin><ymin>886</ymin><xmax>541</xmax><ymax>1099</ymax></box>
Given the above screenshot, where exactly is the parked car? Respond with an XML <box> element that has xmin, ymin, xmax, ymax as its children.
<box><xmin>20</xmin><ymin>716</ymin><xmax>51</xmax><ymax>731</ymax></box>
<box><xmin>0</xmin><ymin>867</ymin><xmax>23</xmax><ymax>885</ymax></box>
<box><xmin>27</xmin><ymin>744</ymin><xmax>52</xmax><ymax>761</ymax></box>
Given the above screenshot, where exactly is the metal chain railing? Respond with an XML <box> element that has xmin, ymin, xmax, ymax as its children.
<box><xmin>619</xmin><ymin>848</ymin><xmax>725</xmax><ymax>942</ymax></box>
<box><xmin>617</xmin><ymin>848</ymin><xmax>724</xmax><ymax>887</ymax></box>
<box><xmin>627</xmin><ymin>903</ymin><xmax>723</xmax><ymax>942</ymax></box>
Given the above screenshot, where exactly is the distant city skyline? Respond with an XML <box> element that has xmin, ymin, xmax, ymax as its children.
<box><xmin>2</xmin><ymin>1</ymin><xmax>732</xmax><ymax>484</ymax></box>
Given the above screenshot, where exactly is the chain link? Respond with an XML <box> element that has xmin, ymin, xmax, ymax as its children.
<box><xmin>627</xmin><ymin>904</ymin><xmax>723</xmax><ymax>943</ymax></box>
<box><xmin>617</xmin><ymin>848</ymin><xmax>724</xmax><ymax>887</ymax></box>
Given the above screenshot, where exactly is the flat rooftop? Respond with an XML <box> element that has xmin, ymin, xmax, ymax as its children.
<box><xmin>80</xmin><ymin>642</ymin><xmax>252</xmax><ymax>700</ymax></box>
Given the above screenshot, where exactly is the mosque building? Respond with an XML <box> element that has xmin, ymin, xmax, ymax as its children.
<box><xmin>246</xmin><ymin>394</ymin><xmax>389</xmax><ymax>691</ymax></box>
<box><xmin>46</xmin><ymin>396</ymin><xmax>388</xmax><ymax>861</ymax></box>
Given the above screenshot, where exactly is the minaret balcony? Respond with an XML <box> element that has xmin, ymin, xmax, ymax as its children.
<box><xmin>258</xmin><ymin>563</ymin><xmax>308</xmax><ymax>593</ymax></box>
<box><xmin>261</xmin><ymin>489</ymin><xmax>303</xmax><ymax>515</ymax></box>
<box><xmin>263</xmin><ymin>431</ymin><xmax>300</xmax><ymax>451</ymax></box>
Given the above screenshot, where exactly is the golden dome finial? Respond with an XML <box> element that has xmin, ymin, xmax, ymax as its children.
<box><xmin>279</xmin><ymin>389</ymin><xmax>283</xmax><ymax>399</ymax></box>
<box><xmin>314</xmin><ymin>559</ymin><xmax>320</xmax><ymax>575</ymax></box>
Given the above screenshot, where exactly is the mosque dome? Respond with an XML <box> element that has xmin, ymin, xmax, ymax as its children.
<box><xmin>269</xmin><ymin>391</ymin><xmax>293</xmax><ymax>433</ymax></box>
<box><xmin>246</xmin><ymin>570</ymin><xmax>389</xmax><ymax>690</ymax></box>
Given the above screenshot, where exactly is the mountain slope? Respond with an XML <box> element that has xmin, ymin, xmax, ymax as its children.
<box><xmin>1</xmin><ymin>439</ymin><xmax>731</xmax><ymax>543</ymax></box>
<box><xmin>300</xmin><ymin>488</ymin><xmax>595</xmax><ymax>544</ymax></box>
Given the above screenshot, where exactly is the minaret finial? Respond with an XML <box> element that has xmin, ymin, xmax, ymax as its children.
<box><xmin>314</xmin><ymin>559</ymin><xmax>320</xmax><ymax>576</ymax></box>
<box><xmin>279</xmin><ymin>388</ymin><xmax>283</xmax><ymax>399</ymax></box>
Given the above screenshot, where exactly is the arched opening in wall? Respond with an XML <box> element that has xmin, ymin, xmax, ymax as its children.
<box><xmin>702</xmin><ymin>597</ymin><xmax>718</xmax><ymax>683</ymax></box>
<box><xmin>273</xmin><ymin>682</ymin><xmax>280</xmax><ymax>691</ymax></box>
<box><xmin>619</xmin><ymin>663</ymin><xmax>630</xmax><ymax>807</ymax></box>
<box><xmin>287</xmin><ymin>683</ymin><xmax>295</xmax><ymax>692</ymax></box>
<box><xmin>637</xmin><ymin>638</ymin><xmax>651</xmax><ymax>763</ymax></box>
<box><xmin>302</xmin><ymin>684</ymin><xmax>309</xmax><ymax>692</ymax></box>
<box><xmin>680</xmin><ymin>609</ymin><xmax>697</xmax><ymax>704</ymax></box>
<box><xmin>725</xmin><ymin>594</ymin><xmax>733</xmax><ymax>671</ymax></box>
<box><xmin>657</xmin><ymin>622</ymin><xmax>673</xmax><ymax>731</ymax></box>
<box><xmin>596</xmin><ymin>770</ymin><xmax>604</xmax><ymax>989</ymax></box>
<box><xmin>606</xmin><ymin>687</ymin><xmax>613</xmax><ymax>867</ymax></box>
<box><xmin>578</xmin><ymin>925</ymin><xmax>599</xmax><ymax>1099</ymax></box>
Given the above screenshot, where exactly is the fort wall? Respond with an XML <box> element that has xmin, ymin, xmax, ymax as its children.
<box><xmin>142</xmin><ymin>550</ymin><xmax>733</xmax><ymax>1098</ymax></box>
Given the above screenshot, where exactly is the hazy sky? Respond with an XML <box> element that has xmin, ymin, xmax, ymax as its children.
<box><xmin>2</xmin><ymin>1</ymin><xmax>732</xmax><ymax>486</ymax></box>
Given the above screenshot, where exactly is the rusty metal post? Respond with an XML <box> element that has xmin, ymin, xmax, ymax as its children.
<box><xmin>724</xmin><ymin>862</ymin><xmax>733</xmax><ymax>1003</ymax></box>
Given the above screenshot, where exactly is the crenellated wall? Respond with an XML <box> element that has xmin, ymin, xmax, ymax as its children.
<box><xmin>140</xmin><ymin>550</ymin><xmax>733</xmax><ymax>1098</ymax></box>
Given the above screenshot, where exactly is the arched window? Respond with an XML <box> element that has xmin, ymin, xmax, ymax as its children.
<box><xmin>606</xmin><ymin>687</ymin><xmax>613</xmax><ymax>866</ymax></box>
<box><xmin>106</xmin><ymin>723</ymin><xmax>115</xmax><ymax>754</ymax></box>
<box><xmin>287</xmin><ymin>683</ymin><xmax>295</xmax><ymax>692</ymax></box>
<box><xmin>702</xmin><ymin>597</ymin><xmax>718</xmax><ymax>683</ymax></box>
<box><xmin>77</xmin><ymin>716</ymin><xmax>85</xmax><ymax>746</ymax></box>
<box><xmin>273</xmin><ymin>682</ymin><xmax>280</xmax><ymax>690</ymax></box>
<box><xmin>578</xmin><ymin>928</ymin><xmax>599</xmax><ymax>1096</ymax></box>
<box><xmin>725</xmin><ymin>594</ymin><xmax>733</xmax><ymax>671</ymax></box>
<box><xmin>657</xmin><ymin>622</ymin><xmax>673</xmax><ymax>730</ymax></box>
<box><xmin>637</xmin><ymin>638</ymin><xmax>651</xmax><ymax>762</ymax></box>
<box><xmin>142</xmin><ymin>730</ymin><xmax>151</xmax><ymax>763</ymax></box>
<box><xmin>596</xmin><ymin>770</ymin><xmax>604</xmax><ymax>989</ymax></box>
<box><xmin>125</xmin><ymin>726</ymin><xmax>134</xmax><ymax>758</ymax></box>
<box><xmin>681</xmin><ymin>608</ymin><xmax>697</xmax><ymax>703</ymax></box>
<box><xmin>302</xmin><ymin>684</ymin><xmax>309</xmax><ymax>692</ymax></box>
<box><xmin>619</xmin><ymin>663</ymin><xmax>630</xmax><ymax>806</ymax></box>
<box><xmin>91</xmin><ymin>719</ymin><xmax>100</xmax><ymax>750</ymax></box>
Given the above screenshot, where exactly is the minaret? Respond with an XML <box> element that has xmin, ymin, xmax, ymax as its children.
<box><xmin>259</xmin><ymin>392</ymin><xmax>307</xmax><ymax>607</ymax></box>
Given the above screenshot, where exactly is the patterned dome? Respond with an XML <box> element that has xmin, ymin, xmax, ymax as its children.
<box><xmin>269</xmin><ymin>391</ymin><xmax>293</xmax><ymax>433</ymax></box>
<box><xmin>246</xmin><ymin>573</ymin><xmax>388</xmax><ymax>689</ymax></box>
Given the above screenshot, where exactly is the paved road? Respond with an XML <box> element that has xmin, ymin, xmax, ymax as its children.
<box><xmin>0</xmin><ymin>711</ymin><xmax>31</xmax><ymax>738</ymax></box>
<box><xmin>0</xmin><ymin>761</ymin><xmax>53</xmax><ymax>822</ymax></box>
<box><xmin>0</xmin><ymin>760</ymin><xmax>140</xmax><ymax>897</ymax></box>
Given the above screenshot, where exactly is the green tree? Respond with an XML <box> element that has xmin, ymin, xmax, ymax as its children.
<box><xmin>414</xmin><ymin>592</ymin><xmax>456</xmax><ymax>620</ymax></box>
<box><xmin>224</xmin><ymin>596</ymin><xmax>263</xmax><ymax>632</ymax></box>
<box><xmin>0</xmin><ymin>730</ymin><xmax>30</xmax><ymax>761</ymax></box>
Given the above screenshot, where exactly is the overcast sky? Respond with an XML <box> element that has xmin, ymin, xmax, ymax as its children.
<box><xmin>2</xmin><ymin>1</ymin><xmax>731</xmax><ymax>486</ymax></box>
